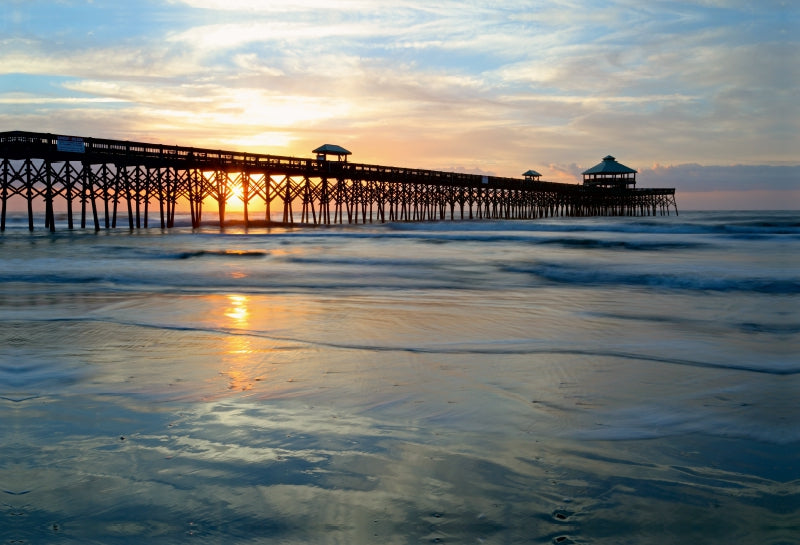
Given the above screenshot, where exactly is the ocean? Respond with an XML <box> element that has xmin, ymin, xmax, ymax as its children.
<box><xmin>1</xmin><ymin>210</ymin><xmax>797</xmax><ymax>544</ymax></box>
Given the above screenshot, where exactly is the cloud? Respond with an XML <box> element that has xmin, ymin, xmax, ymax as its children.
<box><xmin>1</xmin><ymin>0</ymin><xmax>797</xmax><ymax>211</ymax></box>
<box><xmin>641</xmin><ymin>164</ymin><xmax>800</xmax><ymax>193</ymax></box>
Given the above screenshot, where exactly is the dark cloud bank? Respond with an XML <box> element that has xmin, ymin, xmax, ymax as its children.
<box><xmin>640</xmin><ymin>164</ymin><xmax>799</xmax><ymax>193</ymax></box>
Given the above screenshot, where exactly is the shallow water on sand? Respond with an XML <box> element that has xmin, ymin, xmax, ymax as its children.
<box><xmin>1</xmin><ymin>211</ymin><xmax>798</xmax><ymax>543</ymax></box>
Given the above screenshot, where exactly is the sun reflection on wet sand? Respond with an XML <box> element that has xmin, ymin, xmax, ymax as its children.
<box><xmin>178</xmin><ymin>293</ymin><xmax>326</xmax><ymax>402</ymax></box>
<box><xmin>214</xmin><ymin>294</ymin><xmax>316</xmax><ymax>394</ymax></box>
<box><xmin>224</xmin><ymin>294</ymin><xmax>250</xmax><ymax>326</ymax></box>
<box><xmin>222</xmin><ymin>294</ymin><xmax>258</xmax><ymax>391</ymax></box>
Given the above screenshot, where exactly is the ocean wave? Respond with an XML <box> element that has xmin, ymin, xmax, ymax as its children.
<box><xmin>185</xmin><ymin>227</ymin><xmax>707</xmax><ymax>251</ymax></box>
<box><xmin>536</xmin><ymin>238</ymin><xmax>704</xmax><ymax>250</ymax></box>
<box><xmin>504</xmin><ymin>262</ymin><xmax>800</xmax><ymax>294</ymax></box>
<box><xmin>171</xmin><ymin>249</ymin><xmax>269</xmax><ymax>259</ymax></box>
<box><xmin>721</xmin><ymin>219</ymin><xmax>800</xmax><ymax>233</ymax></box>
<box><xmin>0</xmin><ymin>273</ymin><xmax>111</xmax><ymax>285</ymax></box>
<box><xmin>283</xmin><ymin>255</ymin><xmax>437</xmax><ymax>268</ymax></box>
<box><xmin>2</xmin><ymin>257</ymin><xmax>796</xmax><ymax>296</ymax></box>
<box><xmin>581</xmin><ymin>311</ymin><xmax>800</xmax><ymax>336</ymax></box>
<box><xmin>4</xmin><ymin>213</ymin><xmax>797</xmax><ymax>249</ymax></box>
<box><xmin>24</xmin><ymin>317</ymin><xmax>800</xmax><ymax>376</ymax></box>
<box><xmin>0</xmin><ymin>273</ymin><xmax>462</xmax><ymax>294</ymax></box>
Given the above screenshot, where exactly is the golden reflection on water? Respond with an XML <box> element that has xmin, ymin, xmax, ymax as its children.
<box><xmin>199</xmin><ymin>293</ymin><xmax>316</xmax><ymax>398</ymax></box>
<box><xmin>225</xmin><ymin>294</ymin><xmax>250</xmax><ymax>326</ymax></box>
<box><xmin>222</xmin><ymin>294</ymin><xmax>258</xmax><ymax>391</ymax></box>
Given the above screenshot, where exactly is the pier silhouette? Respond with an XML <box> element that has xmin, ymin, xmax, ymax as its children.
<box><xmin>1</xmin><ymin>131</ymin><xmax>678</xmax><ymax>231</ymax></box>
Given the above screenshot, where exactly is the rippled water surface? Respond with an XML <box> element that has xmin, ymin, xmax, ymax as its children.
<box><xmin>1</xmin><ymin>211</ymin><xmax>798</xmax><ymax>544</ymax></box>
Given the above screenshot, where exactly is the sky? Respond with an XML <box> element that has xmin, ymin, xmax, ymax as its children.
<box><xmin>1</xmin><ymin>0</ymin><xmax>797</xmax><ymax>210</ymax></box>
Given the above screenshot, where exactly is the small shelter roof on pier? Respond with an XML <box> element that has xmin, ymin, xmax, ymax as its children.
<box><xmin>522</xmin><ymin>169</ymin><xmax>542</xmax><ymax>181</ymax></box>
<box><xmin>313</xmin><ymin>144</ymin><xmax>351</xmax><ymax>162</ymax></box>
<box><xmin>582</xmin><ymin>155</ymin><xmax>636</xmax><ymax>188</ymax></box>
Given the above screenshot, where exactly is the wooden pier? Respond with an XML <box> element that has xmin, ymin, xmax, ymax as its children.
<box><xmin>0</xmin><ymin>131</ymin><xmax>678</xmax><ymax>231</ymax></box>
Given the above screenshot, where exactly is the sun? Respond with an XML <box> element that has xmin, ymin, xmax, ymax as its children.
<box><xmin>229</xmin><ymin>180</ymin><xmax>244</xmax><ymax>201</ymax></box>
<box><xmin>226</xmin><ymin>180</ymin><xmax>246</xmax><ymax>212</ymax></box>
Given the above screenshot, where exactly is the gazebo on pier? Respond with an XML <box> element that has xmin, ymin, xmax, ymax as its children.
<box><xmin>582</xmin><ymin>155</ymin><xmax>636</xmax><ymax>188</ymax></box>
<box><xmin>522</xmin><ymin>169</ymin><xmax>542</xmax><ymax>182</ymax></box>
<box><xmin>313</xmin><ymin>144</ymin><xmax>351</xmax><ymax>162</ymax></box>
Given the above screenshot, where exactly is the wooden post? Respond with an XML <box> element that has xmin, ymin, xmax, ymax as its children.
<box><xmin>265</xmin><ymin>173</ymin><xmax>273</xmax><ymax>225</ymax></box>
<box><xmin>157</xmin><ymin>167</ymin><xmax>165</xmax><ymax>229</ymax></box>
<box><xmin>124</xmin><ymin>166</ymin><xmax>134</xmax><ymax>229</ymax></box>
<box><xmin>88</xmin><ymin>168</ymin><xmax>100</xmax><ymax>231</ymax></box>
<box><xmin>283</xmin><ymin>175</ymin><xmax>292</xmax><ymax>224</ymax></box>
<box><xmin>242</xmin><ymin>170</ymin><xmax>250</xmax><ymax>228</ymax></box>
<box><xmin>0</xmin><ymin>157</ymin><xmax>7</xmax><ymax>231</ymax></box>
<box><xmin>24</xmin><ymin>159</ymin><xmax>34</xmax><ymax>231</ymax></box>
<box><xmin>64</xmin><ymin>162</ymin><xmax>74</xmax><ymax>230</ymax></box>
<box><xmin>45</xmin><ymin>159</ymin><xmax>55</xmax><ymax>232</ymax></box>
<box><xmin>320</xmin><ymin>177</ymin><xmax>329</xmax><ymax>225</ymax></box>
<box><xmin>217</xmin><ymin>170</ymin><xmax>226</xmax><ymax>228</ymax></box>
<box><xmin>102</xmin><ymin>164</ymin><xmax>112</xmax><ymax>229</ymax></box>
<box><xmin>143</xmin><ymin>166</ymin><xmax>151</xmax><ymax>228</ymax></box>
<box><xmin>80</xmin><ymin>163</ymin><xmax>88</xmax><ymax>229</ymax></box>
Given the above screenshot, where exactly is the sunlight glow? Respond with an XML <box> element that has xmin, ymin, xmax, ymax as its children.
<box><xmin>225</xmin><ymin>295</ymin><xmax>250</xmax><ymax>326</ymax></box>
<box><xmin>227</xmin><ymin>180</ymin><xmax>245</xmax><ymax>212</ymax></box>
<box><xmin>222</xmin><ymin>132</ymin><xmax>295</xmax><ymax>150</ymax></box>
<box><xmin>223</xmin><ymin>294</ymin><xmax>257</xmax><ymax>391</ymax></box>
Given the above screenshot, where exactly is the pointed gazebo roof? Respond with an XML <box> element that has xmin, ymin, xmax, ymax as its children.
<box><xmin>313</xmin><ymin>144</ymin><xmax>351</xmax><ymax>162</ymax></box>
<box><xmin>582</xmin><ymin>155</ymin><xmax>636</xmax><ymax>175</ymax></box>
<box><xmin>582</xmin><ymin>155</ymin><xmax>637</xmax><ymax>188</ymax></box>
<box><xmin>522</xmin><ymin>169</ymin><xmax>542</xmax><ymax>181</ymax></box>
